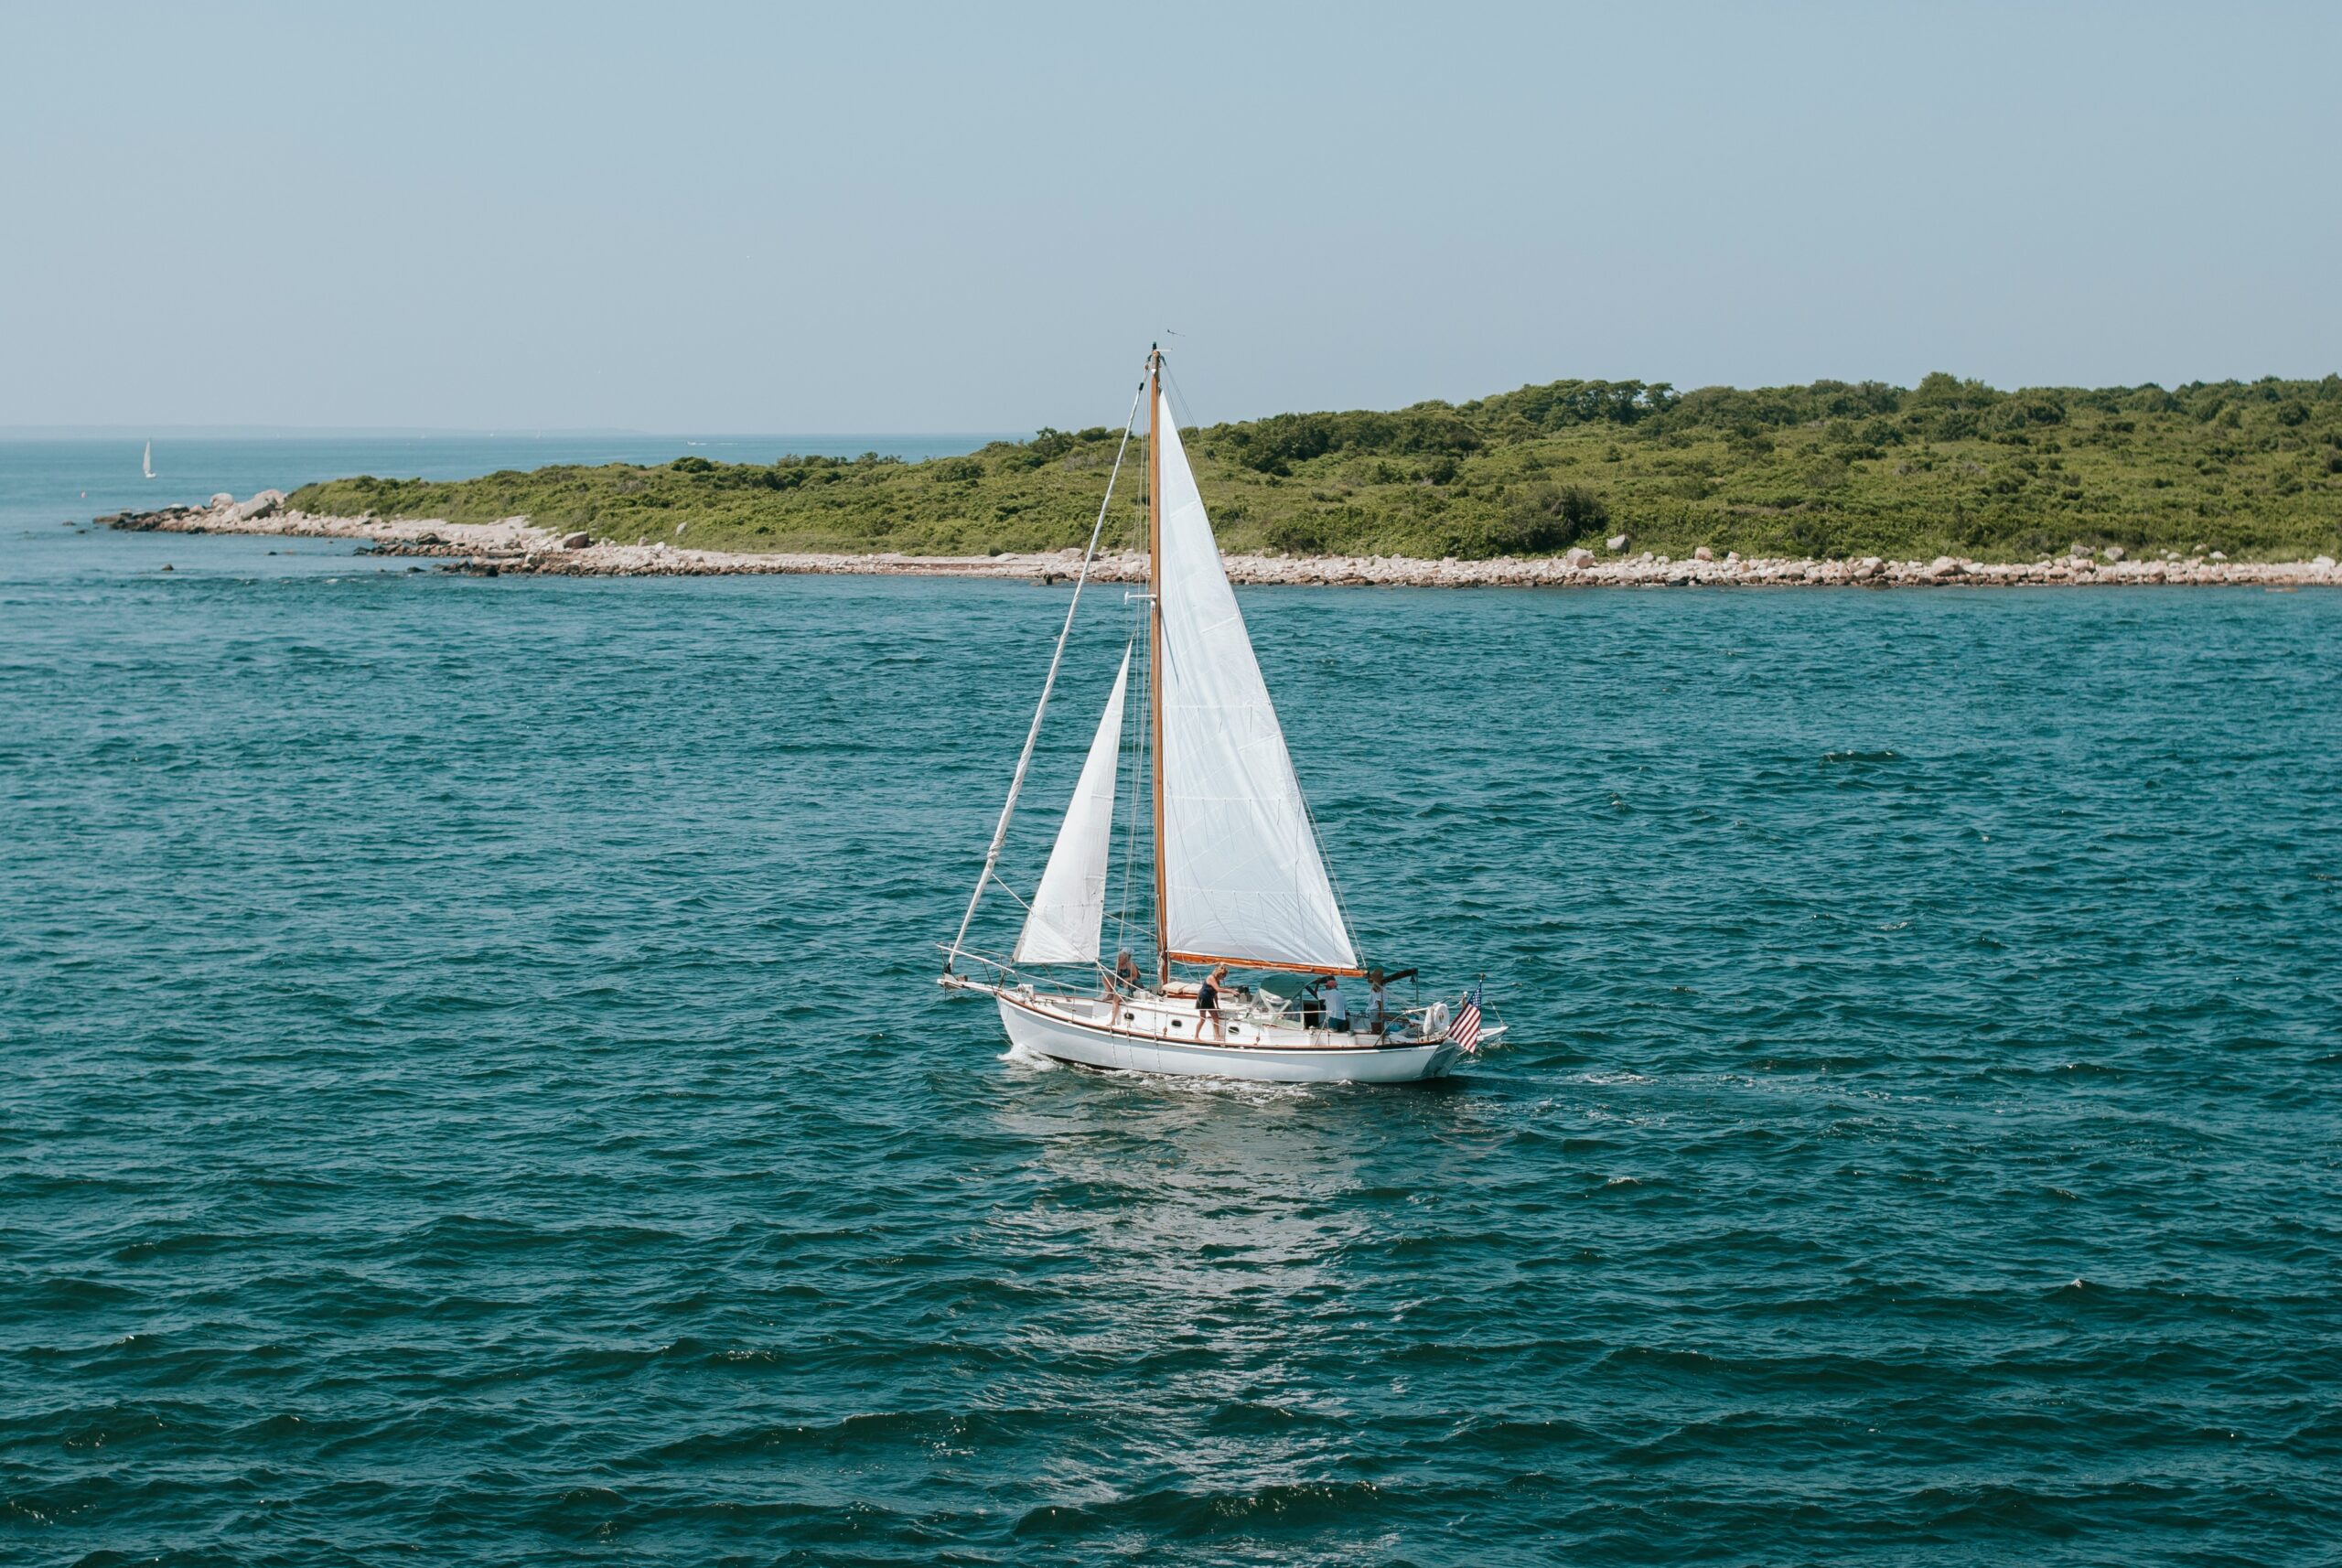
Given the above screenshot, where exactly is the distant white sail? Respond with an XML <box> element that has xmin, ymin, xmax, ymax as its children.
<box><xmin>1153</xmin><ymin>392</ymin><xmax>1357</xmax><ymax>971</ymax></box>
<box><xmin>142</xmin><ymin>441</ymin><xmax>155</xmax><ymax>479</ymax></box>
<box><xmin>1014</xmin><ymin>646</ymin><xmax>1132</xmax><ymax>965</ymax></box>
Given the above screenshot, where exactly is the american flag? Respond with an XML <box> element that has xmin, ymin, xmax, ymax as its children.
<box><xmin>1452</xmin><ymin>983</ymin><xmax>1484</xmax><ymax>1052</ymax></box>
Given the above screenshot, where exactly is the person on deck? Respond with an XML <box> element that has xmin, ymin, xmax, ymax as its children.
<box><xmin>1320</xmin><ymin>973</ymin><xmax>1349</xmax><ymax>1033</ymax></box>
<box><xmin>1197</xmin><ymin>964</ymin><xmax>1229</xmax><ymax>1041</ymax></box>
<box><xmin>1367</xmin><ymin>967</ymin><xmax>1418</xmax><ymax>1034</ymax></box>
<box><xmin>1105</xmin><ymin>950</ymin><xmax>1144</xmax><ymax>998</ymax></box>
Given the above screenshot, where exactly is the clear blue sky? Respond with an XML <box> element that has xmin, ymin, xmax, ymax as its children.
<box><xmin>5</xmin><ymin>2</ymin><xmax>2336</xmax><ymax>432</ymax></box>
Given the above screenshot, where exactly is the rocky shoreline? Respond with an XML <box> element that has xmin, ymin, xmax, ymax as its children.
<box><xmin>102</xmin><ymin>493</ymin><xmax>2342</xmax><ymax>589</ymax></box>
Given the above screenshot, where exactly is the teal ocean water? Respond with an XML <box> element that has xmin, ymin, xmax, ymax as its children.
<box><xmin>5</xmin><ymin>439</ymin><xmax>2340</xmax><ymax>1564</ymax></box>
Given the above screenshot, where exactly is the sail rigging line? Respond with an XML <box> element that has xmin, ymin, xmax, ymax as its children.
<box><xmin>1157</xmin><ymin>362</ymin><xmax>1201</xmax><ymax>445</ymax></box>
<box><xmin>1287</xmin><ymin>739</ymin><xmax>1367</xmax><ymax>967</ymax></box>
<box><xmin>943</xmin><ymin>371</ymin><xmax>1146</xmax><ymax>974</ymax></box>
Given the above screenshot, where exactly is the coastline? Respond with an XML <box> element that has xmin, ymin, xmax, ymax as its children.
<box><xmin>104</xmin><ymin>494</ymin><xmax>2342</xmax><ymax>589</ymax></box>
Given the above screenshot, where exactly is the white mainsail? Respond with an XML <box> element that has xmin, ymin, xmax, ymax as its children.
<box><xmin>1153</xmin><ymin>392</ymin><xmax>1358</xmax><ymax>971</ymax></box>
<box><xmin>1013</xmin><ymin>646</ymin><xmax>1132</xmax><ymax>965</ymax></box>
<box><xmin>142</xmin><ymin>441</ymin><xmax>155</xmax><ymax>479</ymax></box>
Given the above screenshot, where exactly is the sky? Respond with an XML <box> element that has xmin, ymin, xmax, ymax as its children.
<box><xmin>4</xmin><ymin>1</ymin><xmax>2337</xmax><ymax>433</ymax></box>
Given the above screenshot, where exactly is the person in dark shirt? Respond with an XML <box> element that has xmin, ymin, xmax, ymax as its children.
<box><xmin>1196</xmin><ymin>963</ymin><xmax>1228</xmax><ymax>1041</ymax></box>
<box><xmin>1104</xmin><ymin>949</ymin><xmax>1144</xmax><ymax>998</ymax></box>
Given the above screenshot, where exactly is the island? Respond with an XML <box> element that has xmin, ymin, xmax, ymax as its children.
<box><xmin>106</xmin><ymin>372</ymin><xmax>2342</xmax><ymax>586</ymax></box>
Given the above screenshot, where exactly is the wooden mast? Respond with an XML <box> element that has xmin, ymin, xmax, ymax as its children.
<box><xmin>1148</xmin><ymin>345</ymin><xmax>1169</xmax><ymax>987</ymax></box>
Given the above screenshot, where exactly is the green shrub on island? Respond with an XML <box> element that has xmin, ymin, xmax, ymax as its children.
<box><xmin>287</xmin><ymin>372</ymin><xmax>2342</xmax><ymax>563</ymax></box>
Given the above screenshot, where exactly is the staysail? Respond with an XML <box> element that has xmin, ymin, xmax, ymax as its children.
<box><xmin>1013</xmin><ymin>646</ymin><xmax>1132</xmax><ymax>964</ymax></box>
<box><xmin>1153</xmin><ymin>392</ymin><xmax>1358</xmax><ymax>972</ymax></box>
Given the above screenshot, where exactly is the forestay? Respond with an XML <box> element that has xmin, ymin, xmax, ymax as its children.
<box><xmin>1153</xmin><ymin>393</ymin><xmax>1359</xmax><ymax>971</ymax></box>
<box><xmin>1013</xmin><ymin>647</ymin><xmax>1132</xmax><ymax>965</ymax></box>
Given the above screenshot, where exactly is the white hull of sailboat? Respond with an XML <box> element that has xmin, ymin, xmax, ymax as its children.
<box><xmin>995</xmin><ymin>991</ymin><xmax>1461</xmax><ymax>1085</ymax></box>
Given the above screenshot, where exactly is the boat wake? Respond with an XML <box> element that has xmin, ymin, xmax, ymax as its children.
<box><xmin>999</xmin><ymin>1041</ymin><xmax>1062</xmax><ymax>1071</ymax></box>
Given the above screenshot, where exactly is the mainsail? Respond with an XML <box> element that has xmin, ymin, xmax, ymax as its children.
<box><xmin>1013</xmin><ymin>647</ymin><xmax>1132</xmax><ymax>965</ymax></box>
<box><xmin>1153</xmin><ymin>392</ymin><xmax>1358</xmax><ymax>972</ymax></box>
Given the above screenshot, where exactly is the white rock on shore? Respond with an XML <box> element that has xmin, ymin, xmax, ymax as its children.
<box><xmin>94</xmin><ymin>495</ymin><xmax>2342</xmax><ymax>591</ymax></box>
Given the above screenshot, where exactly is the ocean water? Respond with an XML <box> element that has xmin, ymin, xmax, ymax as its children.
<box><xmin>4</xmin><ymin>441</ymin><xmax>2340</xmax><ymax>1565</ymax></box>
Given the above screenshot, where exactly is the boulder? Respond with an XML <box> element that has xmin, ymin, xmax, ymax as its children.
<box><xmin>209</xmin><ymin>492</ymin><xmax>234</xmax><ymax>508</ymax></box>
<box><xmin>1606</xmin><ymin>533</ymin><xmax>1628</xmax><ymax>552</ymax></box>
<box><xmin>231</xmin><ymin>489</ymin><xmax>285</xmax><ymax>521</ymax></box>
<box><xmin>2315</xmin><ymin>555</ymin><xmax>2336</xmax><ymax>568</ymax></box>
<box><xmin>1692</xmin><ymin>545</ymin><xmax>1714</xmax><ymax>562</ymax></box>
<box><xmin>2103</xmin><ymin>544</ymin><xmax>2125</xmax><ymax>562</ymax></box>
<box><xmin>2069</xmin><ymin>542</ymin><xmax>2092</xmax><ymax>559</ymax></box>
<box><xmin>563</xmin><ymin>532</ymin><xmax>592</xmax><ymax>550</ymax></box>
<box><xmin>1563</xmin><ymin>546</ymin><xmax>1595</xmax><ymax>568</ymax></box>
<box><xmin>2209</xmin><ymin>551</ymin><xmax>2229</xmax><ymax>562</ymax></box>
<box><xmin>1924</xmin><ymin>555</ymin><xmax>1963</xmax><ymax>581</ymax></box>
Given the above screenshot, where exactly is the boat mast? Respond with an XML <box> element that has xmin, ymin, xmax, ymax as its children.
<box><xmin>1148</xmin><ymin>344</ymin><xmax>1169</xmax><ymax>988</ymax></box>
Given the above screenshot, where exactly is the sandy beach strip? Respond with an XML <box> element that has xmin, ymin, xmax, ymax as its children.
<box><xmin>102</xmin><ymin>493</ymin><xmax>2342</xmax><ymax>590</ymax></box>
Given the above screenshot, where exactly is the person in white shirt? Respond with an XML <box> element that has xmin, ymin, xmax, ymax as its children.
<box><xmin>1320</xmin><ymin>974</ymin><xmax>1348</xmax><ymax>1032</ymax></box>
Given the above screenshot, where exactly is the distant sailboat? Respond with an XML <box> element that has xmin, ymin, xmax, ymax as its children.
<box><xmin>142</xmin><ymin>441</ymin><xmax>156</xmax><ymax>479</ymax></box>
<box><xmin>940</xmin><ymin>347</ymin><xmax>1499</xmax><ymax>1083</ymax></box>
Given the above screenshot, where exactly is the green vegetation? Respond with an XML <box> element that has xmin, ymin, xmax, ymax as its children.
<box><xmin>289</xmin><ymin>372</ymin><xmax>2342</xmax><ymax>562</ymax></box>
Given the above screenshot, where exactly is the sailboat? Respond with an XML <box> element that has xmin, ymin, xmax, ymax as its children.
<box><xmin>142</xmin><ymin>441</ymin><xmax>156</xmax><ymax>479</ymax></box>
<box><xmin>940</xmin><ymin>349</ymin><xmax>1490</xmax><ymax>1084</ymax></box>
